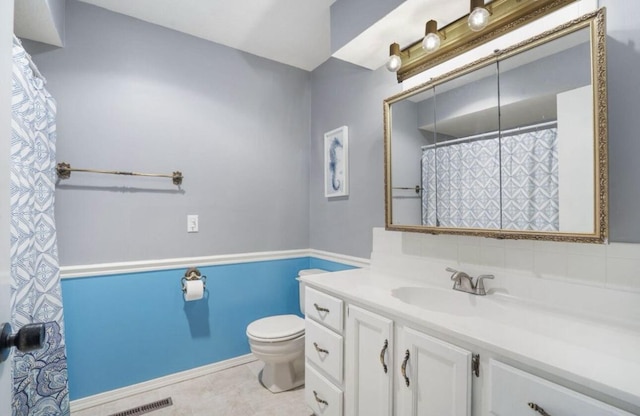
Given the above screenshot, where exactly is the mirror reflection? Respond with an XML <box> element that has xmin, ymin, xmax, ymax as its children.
<box><xmin>428</xmin><ymin>64</ymin><xmax>500</xmax><ymax>229</ymax></box>
<box><xmin>386</xmin><ymin>17</ymin><xmax>605</xmax><ymax>241</ymax></box>
<box><xmin>499</xmin><ymin>28</ymin><xmax>593</xmax><ymax>233</ymax></box>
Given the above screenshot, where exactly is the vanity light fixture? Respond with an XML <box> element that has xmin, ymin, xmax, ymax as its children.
<box><xmin>421</xmin><ymin>20</ymin><xmax>443</xmax><ymax>53</ymax></box>
<box><xmin>386</xmin><ymin>42</ymin><xmax>403</xmax><ymax>72</ymax></box>
<box><xmin>468</xmin><ymin>0</ymin><xmax>491</xmax><ymax>32</ymax></box>
<box><xmin>389</xmin><ymin>0</ymin><xmax>579</xmax><ymax>82</ymax></box>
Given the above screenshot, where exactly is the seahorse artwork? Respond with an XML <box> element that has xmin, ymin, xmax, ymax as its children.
<box><xmin>329</xmin><ymin>137</ymin><xmax>344</xmax><ymax>191</ymax></box>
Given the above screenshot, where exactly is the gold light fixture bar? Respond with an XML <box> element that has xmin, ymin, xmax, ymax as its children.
<box><xmin>396</xmin><ymin>0</ymin><xmax>579</xmax><ymax>82</ymax></box>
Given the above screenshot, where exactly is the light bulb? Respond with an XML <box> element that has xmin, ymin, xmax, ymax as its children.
<box><xmin>422</xmin><ymin>33</ymin><xmax>441</xmax><ymax>53</ymax></box>
<box><xmin>468</xmin><ymin>7</ymin><xmax>490</xmax><ymax>32</ymax></box>
<box><xmin>386</xmin><ymin>54</ymin><xmax>402</xmax><ymax>72</ymax></box>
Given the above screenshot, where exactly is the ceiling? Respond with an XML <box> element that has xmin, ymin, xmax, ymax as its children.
<box><xmin>77</xmin><ymin>0</ymin><xmax>336</xmax><ymax>71</ymax></box>
<box><xmin>15</xmin><ymin>0</ymin><xmax>472</xmax><ymax>72</ymax></box>
<box><xmin>76</xmin><ymin>0</ymin><xmax>469</xmax><ymax>72</ymax></box>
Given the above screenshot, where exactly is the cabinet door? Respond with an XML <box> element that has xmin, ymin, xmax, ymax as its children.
<box><xmin>397</xmin><ymin>327</ymin><xmax>472</xmax><ymax>416</ymax></box>
<box><xmin>345</xmin><ymin>305</ymin><xmax>394</xmax><ymax>416</ymax></box>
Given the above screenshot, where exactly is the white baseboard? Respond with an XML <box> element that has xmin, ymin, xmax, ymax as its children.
<box><xmin>70</xmin><ymin>354</ymin><xmax>257</xmax><ymax>412</ymax></box>
<box><xmin>60</xmin><ymin>249</ymin><xmax>369</xmax><ymax>279</ymax></box>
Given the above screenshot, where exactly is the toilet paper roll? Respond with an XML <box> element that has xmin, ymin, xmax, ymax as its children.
<box><xmin>183</xmin><ymin>280</ymin><xmax>204</xmax><ymax>301</ymax></box>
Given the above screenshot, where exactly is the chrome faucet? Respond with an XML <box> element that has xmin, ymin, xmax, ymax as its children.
<box><xmin>446</xmin><ymin>267</ymin><xmax>494</xmax><ymax>296</ymax></box>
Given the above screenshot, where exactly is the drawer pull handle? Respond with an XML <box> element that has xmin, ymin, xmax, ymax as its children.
<box><xmin>313</xmin><ymin>303</ymin><xmax>330</xmax><ymax>313</ymax></box>
<box><xmin>380</xmin><ymin>339</ymin><xmax>388</xmax><ymax>374</ymax></box>
<box><xmin>401</xmin><ymin>349</ymin><xmax>410</xmax><ymax>387</ymax></box>
<box><xmin>313</xmin><ymin>342</ymin><xmax>329</xmax><ymax>355</ymax></box>
<box><xmin>313</xmin><ymin>390</ymin><xmax>328</xmax><ymax>406</ymax></box>
<box><xmin>528</xmin><ymin>403</ymin><xmax>551</xmax><ymax>416</ymax></box>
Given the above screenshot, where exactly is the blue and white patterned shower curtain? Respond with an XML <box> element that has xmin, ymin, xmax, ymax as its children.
<box><xmin>10</xmin><ymin>36</ymin><xmax>69</xmax><ymax>416</ymax></box>
<box><xmin>422</xmin><ymin>127</ymin><xmax>559</xmax><ymax>231</ymax></box>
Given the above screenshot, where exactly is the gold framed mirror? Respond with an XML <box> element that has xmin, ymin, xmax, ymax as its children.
<box><xmin>384</xmin><ymin>9</ymin><xmax>607</xmax><ymax>243</ymax></box>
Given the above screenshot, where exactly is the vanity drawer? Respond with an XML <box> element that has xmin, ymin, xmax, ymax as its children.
<box><xmin>305</xmin><ymin>287</ymin><xmax>343</xmax><ymax>333</ymax></box>
<box><xmin>305</xmin><ymin>318</ymin><xmax>343</xmax><ymax>383</ymax></box>
<box><xmin>489</xmin><ymin>360</ymin><xmax>633</xmax><ymax>416</ymax></box>
<box><xmin>305</xmin><ymin>362</ymin><xmax>343</xmax><ymax>416</ymax></box>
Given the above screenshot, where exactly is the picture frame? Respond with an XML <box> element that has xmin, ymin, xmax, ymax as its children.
<box><xmin>324</xmin><ymin>126</ymin><xmax>349</xmax><ymax>198</ymax></box>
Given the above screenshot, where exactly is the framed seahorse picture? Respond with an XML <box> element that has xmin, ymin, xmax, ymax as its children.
<box><xmin>324</xmin><ymin>126</ymin><xmax>349</xmax><ymax>198</ymax></box>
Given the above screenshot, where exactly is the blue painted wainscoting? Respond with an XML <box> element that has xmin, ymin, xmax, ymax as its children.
<box><xmin>61</xmin><ymin>257</ymin><xmax>355</xmax><ymax>400</ymax></box>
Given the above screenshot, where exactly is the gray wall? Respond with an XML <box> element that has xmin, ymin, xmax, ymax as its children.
<box><xmin>330</xmin><ymin>0</ymin><xmax>405</xmax><ymax>53</ymax></box>
<box><xmin>19</xmin><ymin>0</ymin><xmax>640</xmax><ymax>265</ymax></box>
<box><xmin>600</xmin><ymin>0</ymin><xmax>640</xmax><ymax>242</ymax></box>
<box><xmin>309</xmin><ymin>58</ymin><xmax>399</xmax><ymax>258</ymax></box>
<box><xmin>25</xmin><ymin>0</ymin><xmax>311</xmax><ymax>266</ymax></box>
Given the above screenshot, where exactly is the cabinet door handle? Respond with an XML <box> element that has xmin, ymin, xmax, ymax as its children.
<box><xmin>313</xmin><ymin>342</ymin><xmax>329</xmax><ymax>355</ymax></box>
<box><xmin>313</xmin><ymin>303</ymin><xmax>330</xmax><ymax>313</ymax></box>
<box><xmin>401</xmin><ymin>349</ymin><xmax>410</xmax><ymax>387</ymax></box>
<box><xmin>313</xmin><ymin>390</ymin><xmax>328</xmax><ymax>406</ymax></box>
<box><xmin>528</xmin><ymin>403</ymin><xmax>551</xmax><ymax>416</ymax></box>
<box><xmin>379</xmin><ymin>339</ymin><xmax>388</xmax><ymax>374</ymax></box>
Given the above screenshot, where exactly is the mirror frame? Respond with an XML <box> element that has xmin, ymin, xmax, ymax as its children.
<box><xmin>383</xmin><ymin>9</ymin><xmax>608</xmax><ymax>243</ymax></box>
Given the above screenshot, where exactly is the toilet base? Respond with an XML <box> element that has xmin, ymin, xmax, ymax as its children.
<box><xmin>259</xmin><ymin>355</ymin><xmax>305</xmax><ymax>393</ymax></box>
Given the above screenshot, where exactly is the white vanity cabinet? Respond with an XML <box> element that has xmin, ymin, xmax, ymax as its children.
<box><xmin>345</xmin><ymin>305</ymin><xmax>394</xmax><ymax>416</ymax></box>
<box><xmin>304</xmin><ymin>287</ymin><xmax>345</xmax><ymax>416</ymax></box>
<box><xmin>304</xmin><ymin>282</ymin><xmax>636</xmax><ymax>416</ymax></box>
<box><xmin>490</xmin><ymin>360</ymin><xmax>635</xmax><ymax>416</ymax></box>
<box><xmin>396</xmin><ymin>326</ymin><xmax>472</xmax><ymax>416</ymax></box>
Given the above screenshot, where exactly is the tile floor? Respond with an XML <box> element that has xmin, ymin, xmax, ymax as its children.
<box><xmin>72</xmin><ymin>361</ymin><xmax>313</xmax><ymax>416</ymax></box>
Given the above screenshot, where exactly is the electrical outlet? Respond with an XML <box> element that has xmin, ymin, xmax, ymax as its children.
<box><xmin>187</xmin><ymin>215</ymin><xmax>199</xmax><ymax>233</ymax></box>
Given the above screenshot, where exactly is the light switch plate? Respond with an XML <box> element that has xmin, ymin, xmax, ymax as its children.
<box><xmin>187</xmin><ymin>215</ymin><xmax>198</xmax><ymax>233</ymax></box>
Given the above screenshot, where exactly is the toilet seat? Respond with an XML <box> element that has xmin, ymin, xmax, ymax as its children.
<box><xmin>246</xmin><ymin>314</ymin><xmax>305</xmax><ymax>342</ymax></box>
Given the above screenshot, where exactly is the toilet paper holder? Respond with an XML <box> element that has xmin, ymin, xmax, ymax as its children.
<box><xmin>181</xmin><ymin>267</ymin><xmax>206</xmax><ymax>294</ymax></box>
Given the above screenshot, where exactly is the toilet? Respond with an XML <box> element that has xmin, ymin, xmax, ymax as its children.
<box><xmin>246</xmin><ymin>268</ymin><xmax>327</xmax><ymax>393</ymax></box>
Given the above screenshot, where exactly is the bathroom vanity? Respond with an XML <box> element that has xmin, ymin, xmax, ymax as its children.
<box><xmin>301</xmin><ymin>266</ymin><xmax>640</xmax><ymax>416</ymax></box>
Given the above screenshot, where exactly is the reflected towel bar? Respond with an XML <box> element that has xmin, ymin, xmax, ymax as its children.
<box><xmin>392</xmin><ymin>186</ymin><xmax>422</xmax><ymax>194</ymax></box>
<box><xmin>56</xmin><ymin>162</ymin><xmax>183</xmax><ymax>185</ymax></box>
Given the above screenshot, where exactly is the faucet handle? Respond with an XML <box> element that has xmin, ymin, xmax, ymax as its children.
<box><xmin>445</xmin><ymin>267</ymin><xmax>459</xmax><ymax>279</ymax></box>
<box><xmin>446</xmin><ymin>268</ymin><xmax>462</xmax><ymax>284</ymax></box>
<box><xmin>475</xmin><ymin>275</ymin><xmax>494</xmax><ymax>295</ymax></box>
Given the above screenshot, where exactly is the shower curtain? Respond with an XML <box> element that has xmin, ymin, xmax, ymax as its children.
<box><xmin>422</xmin><ymin>126</ymin><xmax>559</xmax><ymax>231</ymax></box>
<box><xmin>10</xmin><ymin>36</ymin><xmax>69</xmax><ymax>415</ymax></box>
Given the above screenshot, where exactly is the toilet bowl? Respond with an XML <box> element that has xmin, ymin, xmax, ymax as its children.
<box><xmin>246</xmin><ymin>268</ymin><xmax>327</xmax><ymax>393</ymax></box>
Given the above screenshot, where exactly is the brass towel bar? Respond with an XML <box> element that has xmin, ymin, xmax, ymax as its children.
<box><xmin>56</xmin><ymin>162</ymin><xmax>183</xmax><ymax>185</ymax></box>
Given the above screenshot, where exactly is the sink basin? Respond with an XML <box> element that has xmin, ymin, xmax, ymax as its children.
<box><xmin>390</xmin><ymin>286</ymin><xmax>502</xmax><ymax>316</ymax></box>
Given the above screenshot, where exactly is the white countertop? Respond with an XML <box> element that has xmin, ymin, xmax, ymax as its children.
<box><xmin>300</xmin><ymin>267</ymin><xmax>640</xmax><ymax>409</ymax></box>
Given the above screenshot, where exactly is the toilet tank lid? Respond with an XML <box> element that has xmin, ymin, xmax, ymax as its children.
<box><xmin>298</xmin><ymin>268</ymin><xmax>328</xmax><ymax>277</ymax></box>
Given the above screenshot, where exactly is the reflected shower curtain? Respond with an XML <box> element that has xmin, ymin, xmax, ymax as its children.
<box><xmin>10</xmin><ymin>36</ymin><xmax>69</xmax><ymax>415</ymax></box>
<box><xmin>422</xmin><ymin>127</ymin><xmax>559</xmax><ymax>231</ymax></box>
<box><xmin>501</xmin><ymin>128</ymin><xmax>559</xmax><ymax>231</ymax></box>
<box><xmin>422</xmin><ymin>138</ymin><xmax>501</xmax><ymax>228</ymax></box>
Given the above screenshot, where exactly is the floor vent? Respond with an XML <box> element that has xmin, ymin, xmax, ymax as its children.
<box><xmin>108</xmin><ymin>397</ymin><xmax>173</xmax><ymax>416</ymax></box>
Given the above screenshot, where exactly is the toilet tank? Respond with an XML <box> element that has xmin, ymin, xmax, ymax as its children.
<box><xmin>298</xmin><ymin>269</ymin><xmax>328</xmax><ymax>315</ymax></box>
